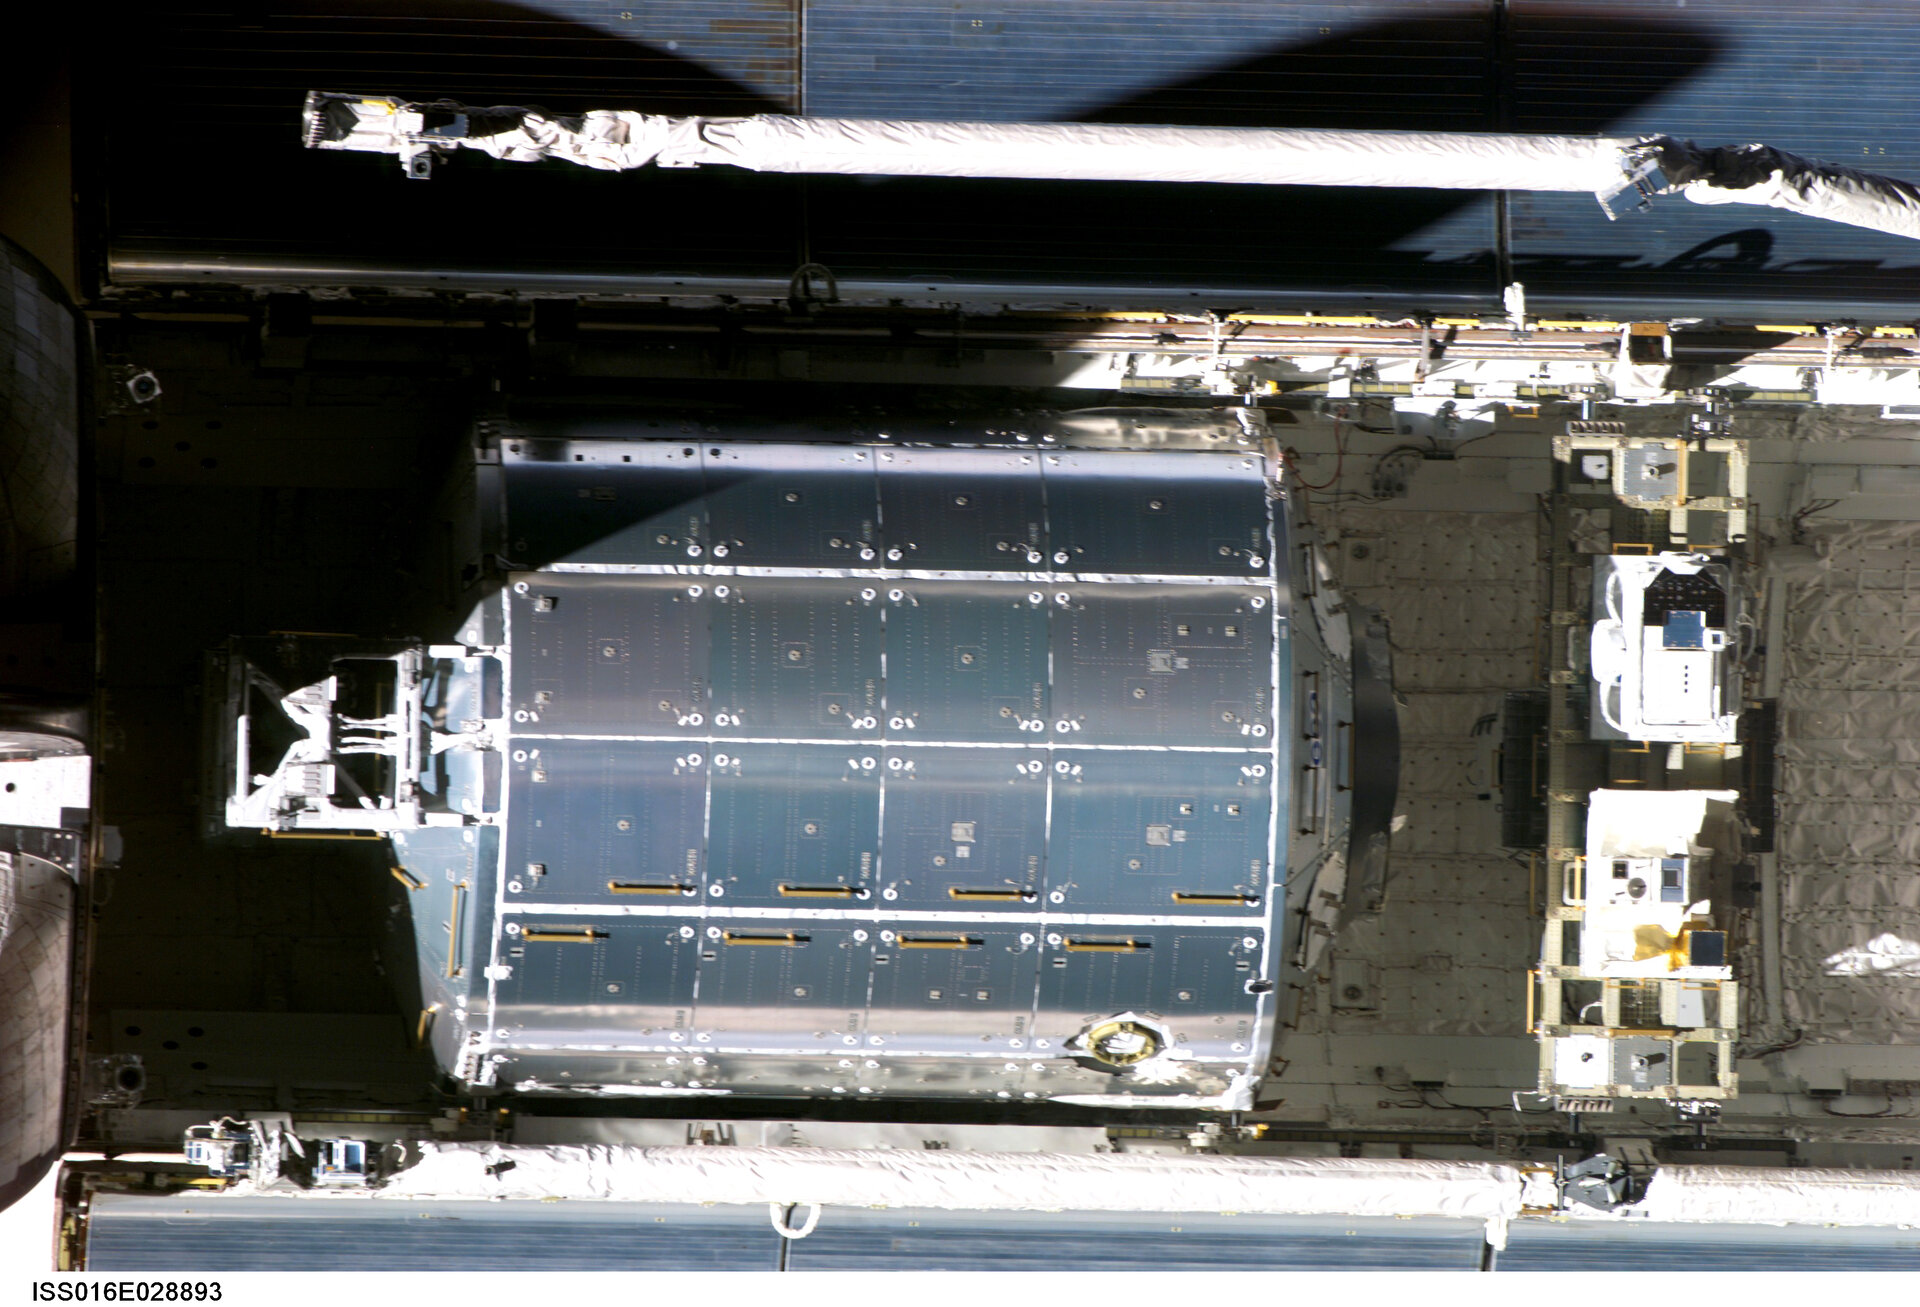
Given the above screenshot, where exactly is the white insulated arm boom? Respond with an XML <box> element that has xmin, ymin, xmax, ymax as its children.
<box><xmin>303</xmin><ymin>92</ymin><xmax>1920</xmax><ymax>241</ymax></box>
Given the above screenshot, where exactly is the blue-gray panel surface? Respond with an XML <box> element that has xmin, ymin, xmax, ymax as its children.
<box><xmin>877</xmin><ymin>447</ymin><xmax>1047</xmax><ymax>570</ymax></box>
<box><xmin>868</xmin><ymin>926</ymin><xmax>1040</xmax><ymax>1052</ymax></box>
<box><xmin>1046</xmin><ymin>451</ymin><xmax>1272</xmax><ymax>579</ymax></box>
<box><xmin>84</xmin><ymin>1195</ymin><xmax>784</xmax><ymax>1272</ymax></box>
<box><xmin>882</xmin><ymin>585</ymin><xmax>1049</xmax><ymax>742</ymax></box>
<box><xmin>504</xmin><ymin>740</ymin><xmax>707</xmax><ymax>904</ymax></box>
<box><xmin>702</xmin><ymin>444</ymin><xmax>879</xmax><ymax>568</ymax></box>
<box><xmin>601</xmin><ymin>1</ymin><xmax>800</xmax><ymax>110</ymax></box>
<box><xmin>1047</xmin><ymin>753</ymin><xmax>1269</xmax><ymax>911</ymax></box>
<box><xmin>1159</xmin><ymin>930</ymin><xmax>1269</xmax><ymax>1060</ymax></box>
<box><xmin>786</xmin><ymin>1207</ymin><xmax>1486</xmax><ymax>1271</ymax></box>
<box><xmin>877</xmin><ymin>747</ymin><xmax>1047</xmax><ymax>912</ymax></box>
<box><xmin>502</xmin><ymin>442</ymin><xmax>708</xmax><ymax>568</ymax></box>
<box><xmin>1498</xmin><ymin>1219</ymin><xmax>1920</xmax><ymax>1272</ymax></box>
<box><xmin>390</xmin><ymin>825</ymin><xmax>493</xmax><ymax>1004</ymax></box>
<box><xmin>511</xmin><ymin>574</ymin><xmax>710</xmax><ymax>737</ymax></box>
<box><xmin>695</xmin><ymin>921</ymin><xmax>873</xmax><ymax>1051</ymax></box>
<box><xmin>1052</xmin><ymin>586</ymin><xmax>1274</xmax><ymax>747</ymax></box>
<box><xmin>802</xmin><ymin>2</ymin><xmax>1495</xmax><ymax>125</ymax></box>
<box><xmin>496</xmin><ymin>917</ymin><xmax>698</xmax><ymax>1044</ymax></box>
<box><xmin>1033</xmin><ymin>926</ymin><xmax>1262</xmax><ymax>1059</ymax></box>
<box><xmin>705</xmin><ymin>743</ymin><xmax>882</xmax><ymax>903</ymax></box>
<box><xmin>709</xmin><ymin>581</ymin><xmax>885</xmax><ymax>739</ymax></box>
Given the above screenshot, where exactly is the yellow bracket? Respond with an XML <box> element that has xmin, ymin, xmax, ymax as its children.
<box><xmin>722</xmin><ymin>931</ymin><xmax>806</xmax><ymax>946</ymax></box>
<box><xmin>522</xmin><ymin>928</ymin><xmax>607</xmax><ymax>944</ymax></box>
<box><xmin>898</xmin><ymin>935</ymin><xmax>983</xmax><ymax>950</ymax></box>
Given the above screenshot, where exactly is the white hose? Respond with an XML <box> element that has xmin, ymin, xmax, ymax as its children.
<box><xmin>1595</xmin><ymin>568</ymin><xmax>1633</xmax><ymax>734</ymax></box>
<box><xmin>769</xmin><ymin>1201</ymin><xmax>821</xmax><ymax>1239</ymax></box>
<box><xmin>1599</xmin><ymin>681</ymin><xmax>1630</xmax><ymax>736</ymax></box>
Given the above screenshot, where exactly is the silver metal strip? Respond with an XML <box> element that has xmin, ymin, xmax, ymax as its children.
<box><xmin>508</xmin><ymin>733</ymin><xmax>1270</xmax><ymax>753</ymax></box>
<box><xmin>498</xmin><ymin>1043</ymin><xmax>1250</xmax><ymax>1066</ymax></box>
<box><xmin>103</xmin><ymin>252</ymin><xmax>1488</xmax><ymax>312</ymax></box>
<box><xmin>500</xmin><ymin>903</ymin><xmax>1260</xmax><ymax>927</ymax></box>
<box><xmin>866</xmin><ymin>598</ymin><xmax>890</xmax><ymax>1026</ymax></box>
<box><xmin>690</xmin><ymin>575</ymin><xmax>719</xmax><ymax>1017</ymax></box>
<box><xmin>1259</xmin><ymin>460</ymin><xmax>1284</xmax><ymax>1036</ymax></box>
<box><xmin>532</xmin><ymin>562</ymin><xmax>1275</xmax><ymax>587</ymax></box>
<box><xmin>482</xmin><ymin>585</ymin><xmax>513</xmax><ymax>1044</ymax></box>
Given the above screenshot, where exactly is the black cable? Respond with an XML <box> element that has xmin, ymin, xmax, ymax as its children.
<box><xmin>1356</xmin><ymin>395</ymin><xmax>1402</xmax><ymax>428</ymax></box>
<box><xmin>1790</xmin><ymin>498</ymin><xmax>1839</xmax><ymax>542</ymax></box>
<box><xmin>1444</xmin><ymin>431</ymin><xmax>1503</xmax><ymax>455</ymax></box>
<box><xmin>1821</xmin><ymin>1094</ymin><xmax>1916</xmax><ymax>1119</ymax></box>
<box><xmin>1371</xmin><ymin>1067</ymin><xmax>1418</xmax><ymax>1094</ymax></box>
<box><xmin>1419</xmin><ymin>1086</ymin><xmax>1493</xmax><ymax>1120</ymax></box>
<box><xmin>1374</xmin><ymin>443</ymin><xmax>1435</xmax><ymax>464</ymax></box>
<box><xmin>1739</xmin><ymin>1029</ymin><xmax>1805</xmax><ymax>1060</ymax></box>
